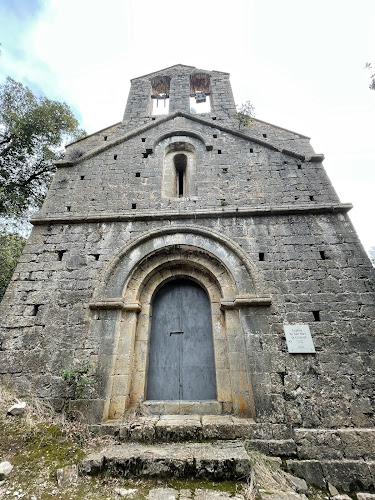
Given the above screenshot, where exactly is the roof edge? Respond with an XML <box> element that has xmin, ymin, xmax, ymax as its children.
<box><xmin>131</xmin><ymin>64</ymin><xmax>230</xmax><ymax>81</ymax></box>
<box><xmin>56</xmin><ymin>111</ymin><xmax>322</xmax><ymax>168</ymax></box>
<box><xmin>66</xmin><ymin>121</ymin><xmax>121</xmax><ymax>148</ymax></box>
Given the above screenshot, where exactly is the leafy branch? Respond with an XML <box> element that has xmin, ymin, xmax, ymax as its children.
<box><xmin>59</xmin><ymin>361</ymin><xmax>93</xmax><ymax>401</ymax></box>
<box><xmin>365</xmin><ymin>62</ymin><xmax>375</xmax><ymax>91</ymax></box>
<box><xmin>234</xmin><ymin>100</ymin><xmax>255</xmax><ymax>130</ymax></box>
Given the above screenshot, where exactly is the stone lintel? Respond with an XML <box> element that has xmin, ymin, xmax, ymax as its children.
<box><xmin>31</xmin><ymin>203</ymin><xmax>353</xmax><ymax>226</ymax></box>
<box><xmin>89</xmin><ymin>299</ymin><xmax>141</xmax><ymax>312</ymax></box>
<box><xmin>221</xmin><ymin>296</ymin><xmax>272</xmax><ymax>310</ymax></box>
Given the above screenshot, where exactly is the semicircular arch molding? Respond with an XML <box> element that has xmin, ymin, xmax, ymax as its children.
<box><xmin>124</xmin><ymin>246</ymin><xmax>237</xmax><ymax>305</ymax></box>
<box><xmin>94</xmin><ymin>225</ymin><xmax>266</xmax><ymax>300</ymax></box>
<box><xmin>150</xmin><ymin>129</ymin><xmax>211</xmax><ymax>151</ymax></box>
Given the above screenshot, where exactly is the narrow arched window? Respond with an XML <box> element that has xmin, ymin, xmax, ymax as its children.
<box><xmin>174</xmin><ymin>154</ymin><xmax>187</xmax><ymax>198</ymax></box>
<box><xmin>161</xmin><ymin>141</ymin><xmax>197</xmax><ymax>199</ymax></box>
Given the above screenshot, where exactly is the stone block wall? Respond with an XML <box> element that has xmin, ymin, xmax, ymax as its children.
<box><xmin>0</xmin><ymin>65</ymin><xmax>374</xmax><ymax>456</ymax></box>
<box><xmin>40</xmin><ymin>115</ymin><xmax>338</xmax><ymax>221</ymax></box>
<box><xmin>1</xmin><ymin>212</ymin><xmax>374</xmax><ymax>428</ymax></box>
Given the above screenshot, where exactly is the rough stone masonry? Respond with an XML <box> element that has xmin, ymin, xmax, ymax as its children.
<box><xmin>0</xmin><ymin>64</ymin><xmax>374</xmax><ymax>487</ymax></box>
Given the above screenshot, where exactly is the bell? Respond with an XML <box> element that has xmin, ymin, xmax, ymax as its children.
<box><xmin>195</xmin><ymin>91</ymin><xmax>206</xmax><ymax>103</ymax></box>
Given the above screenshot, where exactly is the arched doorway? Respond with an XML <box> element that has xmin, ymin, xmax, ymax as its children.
<box><xmin>147</xmin><ymin>278</ymin><xmax>216</xmax><ymax>401</ymax></box>
<box><xmin>88</xmin><ymin>226</ymin><xmax>271</xmax><ymax>421</ymax></box>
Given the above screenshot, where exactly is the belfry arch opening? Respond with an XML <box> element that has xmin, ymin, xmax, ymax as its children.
<box><xmin>190</xmin><ymin>72</ymin><xmax>211</xmax><ymax>114</ymax></box>
<box><xmin>151</xmin><ymin>75</ymin><xmax>170</xmax><ymax>115</ymax></box>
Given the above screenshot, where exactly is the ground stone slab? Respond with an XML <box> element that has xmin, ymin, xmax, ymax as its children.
<box><xmin>56</xmin><ymin>464</ymin><xmax>78</xmax><ymax>488</ymax></box>
<box><xmin>148</xmin><ymin>488</ymin><xmax>178</xmax><ymax>500</ymax></box>
<box><xmin>81</xmin><ymin>441</ymin><xmax>251</xmax><ymax>480</ymax></box>
<box><xmin>114</xmin><ymin>488</ymin><xmax>139</xmax><ymax>497</ymax></box>
<box><xmin>259</xmin><ymin>492</ymin><xmax>307</xmax><ymax>500</ymax></box>
<box><xmin>194</xmin><ymin>490</ymin><xmax>243</xmax><ymax>500</ymax></box>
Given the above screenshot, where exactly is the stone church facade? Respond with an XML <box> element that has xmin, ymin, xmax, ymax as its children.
<box><xmin>1</xmin><ymin>65</ymin><xmax>374</xmax><ymax>481</ymax></box>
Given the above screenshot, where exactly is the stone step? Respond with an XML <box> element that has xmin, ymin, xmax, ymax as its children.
<box><xmin>89</xmin><ymin>415</ymin><xmax>257</xmax><ymax>442</ymax></box>
<box><xmin>80</xmin><ymin>440</ymin><xmax>251</xmax><ymax>480</ymax></box>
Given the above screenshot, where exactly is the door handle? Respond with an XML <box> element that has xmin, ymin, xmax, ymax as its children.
<box><xmin>169</xmin><ymin>331</ymin><xmax>184</xmax><ymax>335</ymax></box>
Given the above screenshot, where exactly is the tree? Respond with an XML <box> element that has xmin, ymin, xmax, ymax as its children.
<box><xmin>0</xmin><ymin>77</ymin><xmax>86</xmax><ymax>220</ymax></box>
<box><xmin>0</xmin><ymin>230</ymin><xmax>26</xmax><ymax>301</ymax></box>
<box><xmin>365</xmin><ymin>62</ymin><xmax>375</xmax><ymax>91</ymax></box>
<box><xmin>234</xmin><ymin>100</ymin><xmax>255</xmax><ymax>130</ymax></box>
<box><xmin>369</xmin><ymin>246</ymin><xmax>375</xmax><ymax>267</ymax></box>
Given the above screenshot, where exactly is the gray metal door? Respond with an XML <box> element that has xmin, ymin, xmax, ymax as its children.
<box><xmin>147</xmin><ymin>278</ymin><xmax>217</xmax><ymax>400</ymax></box>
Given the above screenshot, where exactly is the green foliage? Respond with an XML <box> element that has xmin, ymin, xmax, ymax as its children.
<box><xmin>59</xmin><ymin>361</ymin><xmax>92</xmax><ymax>401</ymax></box>
<box><xmin>234</xmin><ymin>100</ymin><xmax>255</xmax><ymax>130</ymax></box>
<box><xmin>0</xmin><ymin>77</ymin><xmax>86</xmax><ymax>220</ymax></box>
<box><xmin>369</xmin><ymin>246</ymin><xmax>375</xmax><ymax>267</ymax></box>
<box><xmin>0</xmin><ymin>230</ymin><xmax>26</xmax><ymax>301</ymax></box>
<box><xmin>365</xmin><ymin>62</ymin><xmax>375</xmax><ymax>91</ymax></box>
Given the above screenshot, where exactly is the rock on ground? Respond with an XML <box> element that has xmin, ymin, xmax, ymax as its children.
<box><xmin>0</xmin><ymin>461</ymin><xmax>13</xmax><ymax>480</ymax></box>
<box><xmin>56</xmin><ymin>465</ymin><xmax>78</xmax><ymax>488</ymax></box>
<box><xmin>7</xmin><ymin>402</ymin><xmax>26</xmax><ymax>416</ymax></box>
<box><xmin>114</xmin><ymin>488</ymin><xmax>140</xmax><ymax>497</ymax></box>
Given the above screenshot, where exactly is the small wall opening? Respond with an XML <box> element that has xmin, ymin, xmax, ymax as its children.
<box><xmin>174</xmin><ymin>154</ymin><xmax>187</xmax><ymax>198</ymax></box>
<box><xmin>56</xmin><ymin>250</ymin><xmax>66</xmax><ymax>261</ymax></box>
<box><xmin>312</xmin><ymin>310</ymin><xmax>321</xmax><ymax>321</ymax></box>
<box><xmin>190</xmin><ymin>73</ymin><xmax>211</xmax><ymax>114</ymax></box>
<box><xmin>32</xmin><ymin>304</ymin><xmax>41</xmax><ymax>316</ymax></box>
<box><xmin>151</xmin><ymin>76</ymin><xmax>170</xmax><ymax>116</ymax></box>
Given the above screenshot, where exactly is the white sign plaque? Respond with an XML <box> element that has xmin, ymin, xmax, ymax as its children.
<box><xmin>283</xmin><ymin>325</ymin><xmax>316</xmax><ymax>354</ymax></box>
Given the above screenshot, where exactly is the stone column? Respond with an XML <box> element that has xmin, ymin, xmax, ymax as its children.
<box><xmin>106</xmin><ymin>308</ymin><xmax>139</xmax><ymax>420</ymax></box>
<box><xmin>223</xmin><ymin>307</ymin><xmax>255</xmax><ymax>417</ymax></box>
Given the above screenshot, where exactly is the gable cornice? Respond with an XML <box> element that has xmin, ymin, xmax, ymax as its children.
<box><xmin>55</xmin><ymin>111</ymin><xmax>323</xmax><ymax>169</ymax></box>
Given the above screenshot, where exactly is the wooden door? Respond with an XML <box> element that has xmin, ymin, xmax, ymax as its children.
<box><xmin>147</xmin><ymin>278</ymin><xmax>216</xmax><ymax>400</ymax></box>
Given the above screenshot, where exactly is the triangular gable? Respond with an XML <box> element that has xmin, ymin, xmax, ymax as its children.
<box><xmin>57</xmin><ymin>111</ymin><xmax>323</xmax><ymax>169</ymax></box>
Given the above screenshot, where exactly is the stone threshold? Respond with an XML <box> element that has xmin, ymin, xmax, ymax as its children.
<box><xmin>143</xmin><ymin>399</ymin><xmax>226</xmax><ymax>415</ymax></box>
<box><xmin>89</xmin><ymin>414</ymin><xmax>256</xmax><ymax>442</ymax></box>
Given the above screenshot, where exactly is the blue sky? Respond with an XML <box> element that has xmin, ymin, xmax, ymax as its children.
<box><xmin>1</xmin><ymin>0</ymin><xmax>374</xmax><ymax>252</ymax></box>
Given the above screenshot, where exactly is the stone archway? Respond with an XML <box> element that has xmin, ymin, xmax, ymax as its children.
<box><xmin>89</xmin><ymin>226</ymin><xmax>271</xmax><ymax>422</ymax></box>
